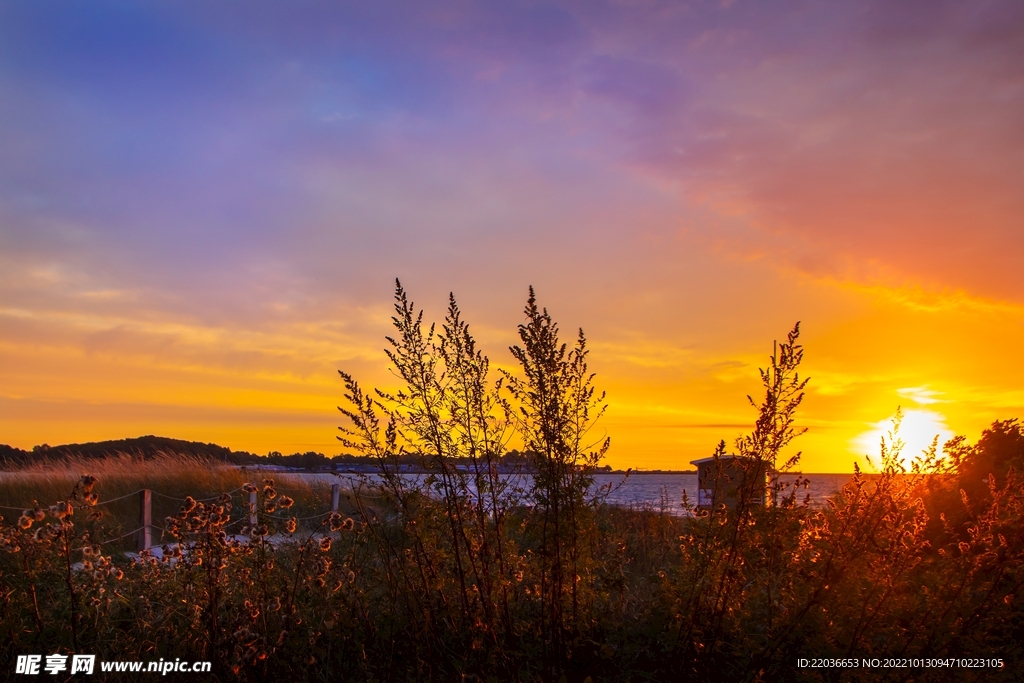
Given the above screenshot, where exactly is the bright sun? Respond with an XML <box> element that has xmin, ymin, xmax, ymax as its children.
<box><xmin>853</xmin><ymin>408</ymin><xmax>955</xmax><ymax>469</ymax></box>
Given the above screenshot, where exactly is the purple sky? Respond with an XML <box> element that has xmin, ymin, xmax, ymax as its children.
<box><xmin>2</xmin><ymin>1</ymin><xmax>1023</xmax><ymax>468</ymax></box>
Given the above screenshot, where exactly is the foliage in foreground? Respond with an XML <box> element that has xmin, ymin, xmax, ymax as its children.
<box><xmin>1</xmin><ymin>283</ymin><xmax>1022</xmax><ymax>682</ymax></box>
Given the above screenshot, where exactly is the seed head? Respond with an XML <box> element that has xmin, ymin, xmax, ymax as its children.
<box><xmin>51</xmin><ymin>501</ymin><xmax>73</xmax><ymax>519</ymax></box>
<box><xmin>319</xmin><ymin>537</ymin><xmax>332</xmax><ymax>552</ymax></box>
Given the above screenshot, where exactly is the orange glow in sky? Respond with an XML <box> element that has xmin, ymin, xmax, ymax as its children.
<box><xmin>2</xmin><ymin>3</ymin><xmax>1022</xmax><ymax>471</ymax></box>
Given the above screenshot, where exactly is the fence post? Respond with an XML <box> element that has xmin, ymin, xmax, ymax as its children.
<box><xmin>331</xmin><ymin>484</ymin><xmax>341</xmax><ymax>513</ymax></box>
<box><xmin>138</xmin><ymin>489</ymin><xmax>152</xmax><ymax>552</ymax></box>
<box><xmin>249</xmin><ymin>485</ymin><xmax>258</xmax><ymax>526</ymax></box>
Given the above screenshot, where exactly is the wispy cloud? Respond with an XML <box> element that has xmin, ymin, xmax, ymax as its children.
<box><xmin>1</xmin><ymin>1</ymin><xmax>1021</xmax><ymax>466</ymax></box>
<box><xmin>897</xmin><ymin>386</ymin><xmax>948</xmax><ymax>406</ymax></box>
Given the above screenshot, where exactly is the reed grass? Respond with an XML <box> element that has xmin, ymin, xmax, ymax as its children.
<box><xmin>0</xmin><ymin>452</ymin><xmax>365</xmax><ymax>551</ymax></box>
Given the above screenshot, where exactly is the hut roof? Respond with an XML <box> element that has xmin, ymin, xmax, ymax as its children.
<box><xmin>689</xmin><ymin>454</ymin><xmax>758</xmax><ymax>466</ymax></box>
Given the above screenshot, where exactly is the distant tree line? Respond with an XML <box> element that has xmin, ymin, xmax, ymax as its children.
<box><xmin>0</xmin><ymin>436</ymin><xmax>556</xmax><ymax>472</ymax></box>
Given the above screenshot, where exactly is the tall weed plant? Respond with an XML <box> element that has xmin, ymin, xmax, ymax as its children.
<box><xmin>1</xmin><ymin>283</ymin><xmax>1020</xmax><ymax>681</ymax></box>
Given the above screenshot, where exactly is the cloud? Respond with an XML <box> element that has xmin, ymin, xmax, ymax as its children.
<box><xmin>571</xmin><ymin>1</ymin><xmax>1024</xmax><ymax>300</ymax></box>
<box><xmin>2</xmin><ymin>1</ymin><xmax>1022</xmax><ymax>465</ymax></box>
<box><xmin>897</xmin><ymin>386</ymin><xmax>948</xmax><ymax>406</ymax></box>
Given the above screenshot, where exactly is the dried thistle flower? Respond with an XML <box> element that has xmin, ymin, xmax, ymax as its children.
<box><xmin>319</xmin><ymin>537</ymin><xmax>332</xmax><ymax>552</ymax></box>
<box><xmin>279</xmin><ymin>495</ymin><xmax>294</xmax><ymax>509</ymax></box>
<box><xmin>50</xmin><ymin>501</ymin><xmax>73</xmax><ymax>519</ymax></box>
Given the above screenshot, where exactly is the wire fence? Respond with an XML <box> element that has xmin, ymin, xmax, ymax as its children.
<box><xmin>1</xmin><ymin>481</ymin><xmax>363</xmax><ymax>552</ymax></box>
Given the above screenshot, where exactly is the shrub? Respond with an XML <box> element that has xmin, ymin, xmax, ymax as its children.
<box><xmin>1</xmin><ymin>285</ymin><xmax>1021</xmax><ymax>682</ymax></box>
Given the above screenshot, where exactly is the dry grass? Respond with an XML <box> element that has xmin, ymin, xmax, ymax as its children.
<box><xmin>0</xmin><ymin>451</ymin><xmax>1021</xmax><ymax>682</ymax></box>
<box><xmin>0</xmin><ymin>452</ymin><xmax>361</xmax><ymax>550</ymax></box>
<box><xmin>2</xmin><ymin>289</ymin><xmax>1020</xmax><ymax>681</ymax></box>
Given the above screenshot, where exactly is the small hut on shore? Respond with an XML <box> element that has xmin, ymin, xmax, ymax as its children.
<box><xmin>690</xmin><ymin>454</ymin><xmax>770</xmax><ymax>509</ymax></box>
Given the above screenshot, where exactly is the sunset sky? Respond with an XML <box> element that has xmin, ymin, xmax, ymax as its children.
<box><xmin>2</xmin><ymin>1</ymin><xmax>1022</xmax><ymax>471</ymax></box>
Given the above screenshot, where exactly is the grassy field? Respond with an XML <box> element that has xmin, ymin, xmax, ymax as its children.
<box><xmin>2</xmin><ymin>291</ymin><xmax>1020</xmax><ymax>681</ymax></box>
<box><xmin>0</xmin><ymin>453</ymin><xmax>365</xmax><ymax>554</ymax></box>
<box><xmin>0</xmin><ymin>441</ymin><xmax>1021</xmax><ymax>682</ymax></box>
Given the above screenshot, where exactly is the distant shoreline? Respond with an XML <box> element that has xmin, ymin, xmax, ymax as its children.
<box><xmin>258</xmin><ymin>468</ymin><xmax>865</xmax><ymax>477</ymax></box>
